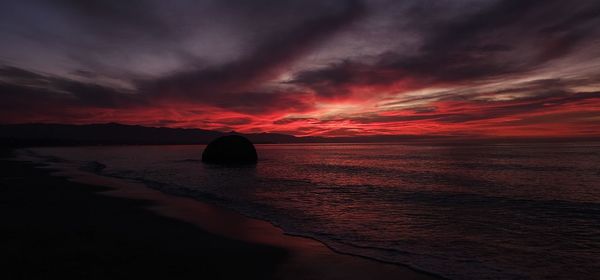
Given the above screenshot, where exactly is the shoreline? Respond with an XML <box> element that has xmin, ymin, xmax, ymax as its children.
<box><xmin>12</xmin><ymin>149</ymin><xmax>441</xmax><ymax>280</ymax></box>
<box><xmin>1</xmin><ymin>151</ymin><xmax>286</xmax><ymax>279</ymax></box>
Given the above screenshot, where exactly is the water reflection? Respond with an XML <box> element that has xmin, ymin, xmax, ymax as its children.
<box><xmin>31</xmin><ymin>143</ymin><xmax>600</xmax><ymax>279</ymax></box>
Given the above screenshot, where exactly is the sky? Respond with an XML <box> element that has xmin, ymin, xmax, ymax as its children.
<box><xmin>1</xmin><ymin>0</ymin><xmax>599</xmax><ymax>138</ymax></box>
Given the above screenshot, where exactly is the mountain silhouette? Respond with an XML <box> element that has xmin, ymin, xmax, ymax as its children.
<box><xmin>1</xmin><ymin>123</ymin><xmax>596</xmax><ymax>147</ymax></box>
<box><xmin>0</xmin><ymin>123</ymin><xmax>316</xmax><ymax>147</ymax></box>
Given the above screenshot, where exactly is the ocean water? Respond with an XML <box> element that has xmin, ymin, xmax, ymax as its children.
<box><xmin>28</xmin><ymin>143</ymin><xmax>600</xmax><ymax>279</ymax></box>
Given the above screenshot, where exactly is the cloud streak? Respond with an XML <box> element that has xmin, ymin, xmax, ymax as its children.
<box><xmin>1</xmin><ymin>0</ymin><xmax>599</xmax><ymax>138</ymax></box>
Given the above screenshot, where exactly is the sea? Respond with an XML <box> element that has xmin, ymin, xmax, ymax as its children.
<box><xmin>25</xmin><ymin>143</ymin><xmax>600</xmax><ymax>279</ymax></box>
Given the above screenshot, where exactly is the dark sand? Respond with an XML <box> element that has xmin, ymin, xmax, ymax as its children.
<box><xmin>1</xmin><ymin>151</ymin><xmax>286</xmax><ymax>279</ymax></box>
<box><xmin>1</xmin><ymin>148</ymin><xmax>440</xmax><ymax>280</ymax></box>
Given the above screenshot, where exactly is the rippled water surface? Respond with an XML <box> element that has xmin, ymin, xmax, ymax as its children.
<box><xmin>30</xmin><ymin>143</ymin><xmax>600</xmax><ymax>279</ymax></box>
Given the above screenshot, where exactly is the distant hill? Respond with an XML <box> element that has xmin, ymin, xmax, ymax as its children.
<box><xmin>0</xmin><ymin>123</ymin><xmax>319</xmax><ymax>147</ymax></box>
<box><xmin>1</xmin><ymin>123</ymin><xmax>596</xmax><ymax>147</ymax></box>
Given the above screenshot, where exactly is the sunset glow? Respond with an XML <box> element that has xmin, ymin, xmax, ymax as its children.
<box><xmin>1</xmin><ymin>0</ymin><xmax>599</xmax><ymax>138</ymax></box>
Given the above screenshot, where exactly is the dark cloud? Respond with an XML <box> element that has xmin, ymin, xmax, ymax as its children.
<box><xmin>0</xmin><ymin>66</ymin><xmax>141</xmax><ymax>113</ymax></box>
<box><xmin>0</xmin><ymin>64</ymin><xmax>310</xmax><ymax>118</ymax></box>
<box><xmin>54</xmin><ymin>0</ymin><xmax>172</xmax><ymax>38</ymax></box>
<box><xmin>0</xmin><ymin>1</ymin><xmax>364</xmax><ymax>115</ymax></box>
<box><xmin>292</xmin><ymin>0</ymin><xmax>600</xmax><ymax>98</ymax></box>
<box><xmin>143</xmin><ymin>0</ymin><xmax>365</xmax><ymax>100</ymax></box>
<box><xmin>0</xmin><ymin>66</ymin><xmax>49</xmax><ymax>82</ymax></box>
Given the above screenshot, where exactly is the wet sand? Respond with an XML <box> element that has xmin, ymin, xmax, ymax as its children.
<box><xmin>2</xmin><ymin>149</ymin><xmax>440</xmax><ymax>280</ymax></box>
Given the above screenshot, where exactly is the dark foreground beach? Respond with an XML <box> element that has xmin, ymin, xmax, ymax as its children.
<box><xmin>0</xmin><ymin>149</ymin><xmax>438</xmax><ymax>280</ymax></box>
<box><xmin>0</xmin><ymin>150</ymin><xmax>286</xmax><ymax>279</ymax></box>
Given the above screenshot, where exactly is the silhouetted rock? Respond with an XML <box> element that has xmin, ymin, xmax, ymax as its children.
<box><xmin>202</xmin><ymin>135</ymin><xmax>258</xmax><ymax>164</ymax></box>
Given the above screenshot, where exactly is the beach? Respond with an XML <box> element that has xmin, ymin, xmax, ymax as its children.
<box><xmin>1</xmin><ymin>149</ymin><xmax>438</xmax><ymax>280</ymax></box>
